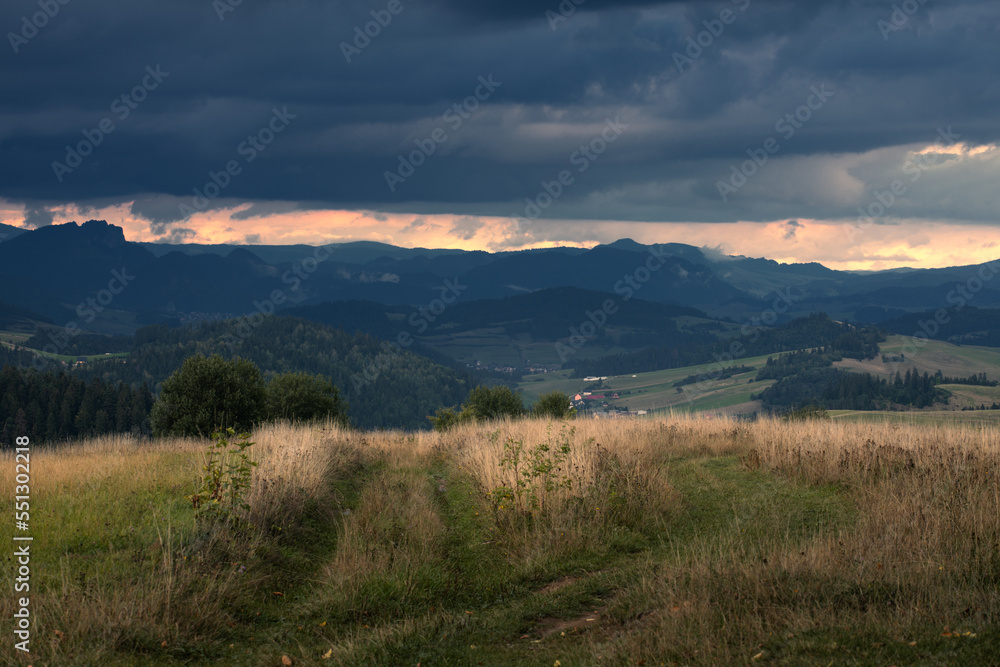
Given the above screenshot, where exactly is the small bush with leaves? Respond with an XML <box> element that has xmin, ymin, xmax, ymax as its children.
<box><xmin>428</xmin><ymin>384</ymin><xmax>524</xmax><ymax>431</ymax></box>
<box><xmin>428</xmin><ymin>405</ymin><xmax>469</xmax><ymax>432</ymax></box>
<box><xmin>487</xmin><ymin>425</ymin><xmax>576</xmax><ymax>532</ymax></box>
<box><xmin>188</xmin><ymin>428</ymin><xmax>258</xmax><ymax>524</ymax></box>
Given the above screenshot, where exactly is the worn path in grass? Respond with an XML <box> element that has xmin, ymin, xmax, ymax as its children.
<box><xmin>227</xmin><ymin>453</ymin><xmax>852</xmax><ymax>666</ymax></box>
<box><xmin>51</xmin><ymin>445</ymin><xmax>998</xmax><ymax>666</ymax></box>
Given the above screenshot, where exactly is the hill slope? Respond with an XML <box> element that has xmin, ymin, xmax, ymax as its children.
<box><xmin>73</xmin><ymin>316</ymin><xmax>473</xmax><ymax>430</ymax></box>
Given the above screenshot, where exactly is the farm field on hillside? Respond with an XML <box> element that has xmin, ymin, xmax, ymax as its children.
<box><xmin>829</xmin><ymin>408</ymin><xmax>1000</xmax><ymax>426</ymax></box>
<box><xmin>940</xmin><ymin>384</ymin><xmax>1000</xmax><ymax>409</ymax></box>
<box><xmin>0</xmin><ymin>328</ymin><xmax>130</xmax><ymax>364</ymax></box>
<box><xmin>835</xmin><ymin>335</ymin><xmax>1000</xmax><ymax>381</ymax></box>
<box><xmin>520</xmin><ymin>353</ymin><xmax>778</xmax><ymax>414</ymax></box>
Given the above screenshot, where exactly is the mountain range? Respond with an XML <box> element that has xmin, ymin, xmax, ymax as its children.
<box><xmin>1</xmin><ymin>220</ymin><xmax>998</xmax><ymax>338</ymax></box>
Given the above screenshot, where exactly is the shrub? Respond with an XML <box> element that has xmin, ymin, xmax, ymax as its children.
<box><xmin>487</xmin><ymin>426</ymin><xmax>573</xmax><ymax>520</ymax></box>
<box><xmin>428</xmin><ymin>406</ymin><xmax>468</xmax><ymax>432</ymax></box>
<box><xmin>429</xmin><ymin>385</ymin><xmax>525</xmax><ymax>431</ymax></box>
<box><xmin>781</xmin><ymin>404</ymin><xmax>830</xmax><ymax>421</ymax></box>
<box><xmin>188</xmin><ymin>428</ymin><xmax>258</xmax><ymax>525</ymax></box>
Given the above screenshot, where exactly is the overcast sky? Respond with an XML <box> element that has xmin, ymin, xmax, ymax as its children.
<box><xmin>1</xmin><ymin>0</ymin><xmax>998</xmax><ymax>269</ymax></box>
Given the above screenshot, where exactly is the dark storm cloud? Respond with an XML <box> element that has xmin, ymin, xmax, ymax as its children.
<box><xmin>154</xmin><ymin>226</ymin><xmax>197</xmax><ymax>243</ymax></box>
<box><xmin>783</xmin><ymin>219</ymin><xmax>801</xmax><ymax>240</ymax></box>
<box><xmin>1</xmin><ymin>0</ymin><xmax>998</xmax><ymax>231</ymax></box>
<box><xmin>22</xmin><ymin>205</ymin><xmax>53</xmax><ymax>228</ymax></box>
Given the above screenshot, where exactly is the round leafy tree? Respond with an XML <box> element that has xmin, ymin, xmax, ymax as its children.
<box><xmin>151</xmin><ymin>355</ymin><xmax>267</xmax><ymax>437</ymax></box>
<box><xmin>463</xmin><ymin>384</ymin><xmax>525</xmax><ymax>421</ymax></box>
<box><xmin>266</xmin><ymin>371</ymin><xmax>349</xmax><ymax>426</ymax></box>
<box><xmin>533</xmin><ymin>391</ymin><xmax>574</xmax><ymax>419</ymax></box>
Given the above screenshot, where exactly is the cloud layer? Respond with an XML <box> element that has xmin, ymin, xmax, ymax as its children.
<box><xmin>1</xmin><ymin>0</ymin><xmax>998</xmax><ymax>250</ymax></box>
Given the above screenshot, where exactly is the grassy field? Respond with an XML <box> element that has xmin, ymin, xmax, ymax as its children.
<box><xmin>3</xmin><ymin>416</ymin><xmax>999</xmax><ymax>665</ymax></box>
<box><xmin>515</xmin><ymin>333</ymin><xmax>1000</xmax><ymax>417</ymax></box>
<box><xmin>940</xmin><ymin>384</ymin><xmax>1000</xmax><ymax>410</ymax></box>
<box><xmin>829</xmin><ymin>409</ymin><xmax>1000</xmax><ymax>426</ymax></box>
<box><xmin>836</xmin><ymin>334</ymin><xmax>1000</xmax><ymax>381</ymax></box>
<box><xmin>0</xmin><ymin>331</ymin><xmax>30</xmax><ymax>345</ymax></box>
<box><xmin>0</xmin><ymin>329</ymin><xmax>129</xmax><ymax>364</ymax></box>
<box><xmin>519</xmin><ymin>353</ymin><xmax>778</xmax><ymax>415</ymax></box>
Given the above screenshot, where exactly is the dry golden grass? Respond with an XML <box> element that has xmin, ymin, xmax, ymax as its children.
<box><xmin>2</xmin><ymin>415</ymin><xmax>998</xmax><ymax>665</ymax></box>
<box><xmin>322</xmin><ymin>465</ymin><xmax>444</xmax><ymax>596</ymax></box>
<box><xmin>243</xmin><ymin>420</ymin><xmax>359</xmax><ymax>528</ymax></box>
<box><xmin>0</xmin><ymin>432</ymin><xmax>203</xmax><ymax>496</ymax></box>
<box><xmin>590</xmin><ymin>417</ymin><xmax>1000</xmax><ymax>664</ymax></box>
<box><xmin>0</xmin><ymin>423</ymin><xmax>352</xmax><ymax>665</ymax></box>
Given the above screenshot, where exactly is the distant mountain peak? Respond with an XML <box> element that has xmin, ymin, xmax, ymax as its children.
<box><xmin>605</xmin><ymin>238</ymin><xmax>648</xmax><ymax>252</ymax></box>
<box><xmin>20</xmin><ymin>219</ymin><xmax>128</xmax><ymax>247</ymax></box>
<box><xmin>81</xmin><ymin>219</ymin><xmax>127</xmax><ymax>245</ymax></box>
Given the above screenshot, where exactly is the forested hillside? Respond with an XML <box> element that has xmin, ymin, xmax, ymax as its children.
<box><xmin>0</xmin><ymin>345</ymin><xmax>38</xmax><ymax>369</ymax></box>
<box><xmin>570</xmin><ymin>313</ymin><xmax>883</xmax><ymax>377</ymax></box>
<box><xmin>880</xmin><ymin>306</ymin><xmax>1000</xmax><ymax>347</ymax></box>
<box><xmin>284</xmin><ymin>287</ymin><xmax>711</xmax><ymax>353</ymax></box>
<box><xmin>70</xmin><ymin>316</ymin><xmax>473</xmax><ymax>430</ymax></box>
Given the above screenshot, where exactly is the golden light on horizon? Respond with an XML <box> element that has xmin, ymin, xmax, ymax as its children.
<box><xmin>4</xmin><ymin>200</ymin><xmax>999</xmax><ymax>273</ymax></box>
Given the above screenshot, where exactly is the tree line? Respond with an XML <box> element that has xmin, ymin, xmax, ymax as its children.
<box><xmin>0</xmin><ymin>355</ymin><xmax>352</xmax><ymax>446</ymax></box>
<box><xmin>0</xmin><ymin>366</ymin><xmax>154</xmax><ymax>446</ymax></box>
<box><xmin>756</xmin><ymin>366</ymin><xmax>947</xmax><ymax>412</ymax></box>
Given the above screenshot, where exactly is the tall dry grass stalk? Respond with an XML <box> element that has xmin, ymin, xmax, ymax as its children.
<box><xmin>243</xmin><ymin>420</ymin><xmax>359</xmax><ymax>528</ymax></box>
